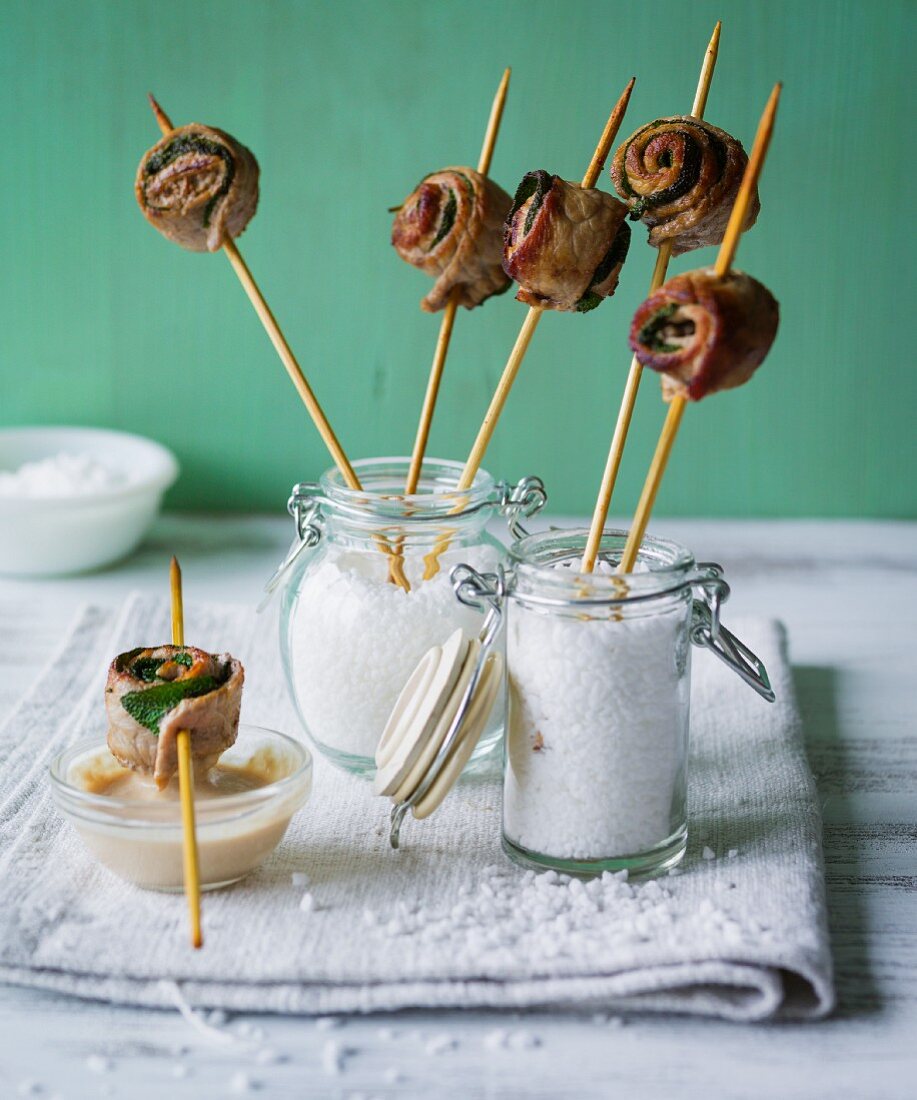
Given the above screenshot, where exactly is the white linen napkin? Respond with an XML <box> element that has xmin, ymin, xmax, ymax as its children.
<box><xmin>0</xmin><ymin>594</ymin><xmax>834</xmax><ymax>1021</ymax></box>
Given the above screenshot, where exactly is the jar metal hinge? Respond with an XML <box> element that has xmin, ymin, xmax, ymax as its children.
<box><xmin>690</xmin><ymin>563</ymin><xmax>775</xmax><ymax>702</ymax></box>
<box><xmin>497</xmin><ymin>475</ymin><xmax>547</xmax><ymax>540</ymax></box>
<box><xmin>259</xmin><ymin>483</ymin><xmax>325</xmax><ymax>610</ymax></box>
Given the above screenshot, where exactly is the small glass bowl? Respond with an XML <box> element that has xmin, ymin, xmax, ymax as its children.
<box><xmin>49</xmin><ymin>724</ymin><xmax>312</xmax><ymax>892</ymax></box>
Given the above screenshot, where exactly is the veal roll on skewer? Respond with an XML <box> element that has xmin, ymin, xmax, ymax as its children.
<box><xmin>105</xmin><ymin>645</ymin><xmax>244</xmax><ymax>789</ymax></box>
<box><xmin>502</xmin><ymin>171</ymin><xmax>631</xmax><ymax>312</ymax></box>
<box><xmin>629</xmin><ymin>268</ymin><xmax>779</xmax><ymax>401</ymax></box>
<box><xmin>611</xmin><ymin>117</ymin><xmax>758</xmax><ymax>256</ymax></box>
<box><xmin>135</xmin><ymin>124</ymin><xmax>260</xmax><ymax>252</ymax></box>
<box><xmin>392</xmin><ymin>167</ymin><xmax>513</xmax><ymax>312</ymax></box>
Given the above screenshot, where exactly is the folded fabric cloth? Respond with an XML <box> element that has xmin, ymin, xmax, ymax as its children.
<box><xmin>0</xmin><ymin>595</ymin><xmax>833</xmax><ymax>1021</ymax></box>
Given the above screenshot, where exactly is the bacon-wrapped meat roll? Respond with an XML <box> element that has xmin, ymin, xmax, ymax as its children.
<box><xmin>629</xmin><ymin>268</ymin><xmax>778</xmax><ymax>401</ymax></box>
<box><xmin>611</xmin><ymin>117</ymin><xmax>758</xmax><ymax>256</ymax></box>
<box><xmin>105</xmin><ymin>646</ymin><xmax>244</xmax><ymax>788</ymax></box>
<box><xmin>135</xmin><ymin>124</ymin><xmax>259</xmax><ymax>252</ymax></box>
<box><xmin>391</xmin><ymin>167</ymin><xmax>512</xmax><ymax>312</ymax></box>
<box><xmin>502</xmin><ymin>171</ymin><xmax>631</xmax><ymax>313</ymax></box>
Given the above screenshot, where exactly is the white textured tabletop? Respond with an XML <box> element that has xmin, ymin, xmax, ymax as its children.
<box><xmin>1</xmin><ymin>514</ymin><xmax>915</xmax><ymax>1100</ymax></box>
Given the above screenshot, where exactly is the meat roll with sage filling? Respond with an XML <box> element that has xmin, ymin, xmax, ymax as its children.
<box><xmin>105</xmin><ymin>645</ymin><xmax>244</xmax><ymax>789</ymax></box>
<box><xmin>391</xmin><ymin>166</ymin><xmax>513</xmax><ymax>312</ymax></box>
<box><xmin>611</xmin><ymin>117</ymin><xmax>759</xmax><ymax>256</ymax></box>
<box><xmin>629</xmin><ymin>269</ymin><xmax>779</xmax><ymax>402</ymax></box>
<box><xmin>502</xmin><ymin>171</ymin><xmax>631</xmax><ymax>313</ymax></box>
<box><xmin>135</xmin><ymin>124</ymin><xmax>259</xmax><ymax>252</ymax></box>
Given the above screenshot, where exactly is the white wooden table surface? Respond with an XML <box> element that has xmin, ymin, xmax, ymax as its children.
<box><xmin>1</xmin><ymin>514</ymin><xmax>915</xmax><ymax>1100</ymax></box>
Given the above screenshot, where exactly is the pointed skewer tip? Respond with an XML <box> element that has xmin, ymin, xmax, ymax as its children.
<box><xmin>147</xmin><ymin>93</ymin><xmax>174</xmax><ymax>136</ymax></box>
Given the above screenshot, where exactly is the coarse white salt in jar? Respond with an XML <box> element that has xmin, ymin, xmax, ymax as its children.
<box><xmin>499</xmin><ymin>528</ymin><xmax>773</xmax><ymax>876</ymax></box>
<box><xmin>274</xmin><ymin>458</ymin><xmax>545</xmax><ymax>777</ymax></box>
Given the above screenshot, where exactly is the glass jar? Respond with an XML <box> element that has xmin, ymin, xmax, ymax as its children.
<box><xmin>274</xmin><ymin>457</ymin><xmax>545</xmax><ymax>777</ymax></box>
<box><xmin>444</xmin><ymin>528</ymin><xmax>772</xmax><ymax>876</ymax></box>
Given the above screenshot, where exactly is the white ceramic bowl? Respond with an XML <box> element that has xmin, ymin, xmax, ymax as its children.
<box><xmin>0</xmin><ymin>426</ymin><xmax>179</xmax><ymax>575</ymax></box>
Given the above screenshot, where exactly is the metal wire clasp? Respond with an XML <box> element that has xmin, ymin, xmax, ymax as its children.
<box><xmin>259</xmin><ymin>483</ymin><xmax>325</xmax><ymax>610</ymax></box>
<box><xmin>497</xmin><ymin>476</ymin><xmax>547</xmax><ymax>540</ymax></box>
<box><xmin>452</xmin><ymin>564</ymin><xmax>506</xmax><ymax>647</ymax></box>
<box><xmin>689</xmin><ymin>562</ymin><xmax>775</xmax><ymax>702</ymax></box>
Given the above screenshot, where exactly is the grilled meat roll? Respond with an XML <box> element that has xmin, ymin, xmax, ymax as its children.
<box><xmin>611</xmin><ymin>117</ymin><xmax>758</xmax><ymax>256</ymax></box>
<box><xmin>502</xmin><ymin>171</ymin><xmax>631</xmax><ymax>313</ymax></box>
<box><xmin>105</xmin><ymin>646</ymin><xmax>244</xmax><ymax>788</ymax></box>
<box><xmin>629</xmin><ymin>268</ymin><xmax>778</xmax><ymax>401</ymax></box>
<box><xmin>135</xmin><ymin>124</ymin><xmax>259</xmax><ymax>252</ymax></box>
<box><xmin>391</xmin><ymin>166</ymin><xmax>513</xmax><ymax>312</ymax></box>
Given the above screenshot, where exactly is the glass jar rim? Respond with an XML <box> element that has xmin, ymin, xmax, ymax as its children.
<box><xmin>318</xmin><ymin>456</ymin><xmax>498</xmax><ymax>522</ymax></box>
<box><xmin>508</xmin><ymin>528</ymin><xmax>697</xmax><ymax>604</ymax></box>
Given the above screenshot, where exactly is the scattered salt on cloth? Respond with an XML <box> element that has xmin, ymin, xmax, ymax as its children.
<box><xmin>0</xmin><ymin>595</ymin><xmax>834</xmax><ymax>1021</ymax></box>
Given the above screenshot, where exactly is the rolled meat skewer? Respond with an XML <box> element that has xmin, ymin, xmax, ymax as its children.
<box><xmin>392</xmin><ymin>167</ymin><xmax>513</xmax><ymax>312</ymax></box>
<box><xmin>105</xmin><ymin>645</ymin><xmax>244</xmax><ymax>789</ymax></box>
<box><xmin>629</xmin><ymin>267</ymin><xmax>779</xmax><ymax>401</ymax></box>
<box><xmin>135</xmin><ymin>124</ymin><xmax>259</xmax><ymax>253</ymax></box>
<box><xmin>503</xmin><ymin>171</ymin><xmax>631</xmax><ymax>313</ymax></box>
<box><xmin>611</xmin><ymin>116</ymin><xmax>758</xmax><ymax>256</ymax></box>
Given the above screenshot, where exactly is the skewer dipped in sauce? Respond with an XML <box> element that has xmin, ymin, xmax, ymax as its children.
<box><xmin>54</xmin><ymin>635</ymin><xmax>312</xmax><ymax>892</ymax></box>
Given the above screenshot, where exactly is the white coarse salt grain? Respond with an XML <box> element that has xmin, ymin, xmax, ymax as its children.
<box><xmin>702</xmin><ymin>846</ymin><xmax>716</xmax><ymax>860</ymax></box>
<box><xmin>483</xmin><ymin>1028</ymin><xmax>510</xmax><ymax>1051</ymax></box>
<box><xmin>289</xmin><ymin>545</ymin><xmax>497</xmax><ymax>759</ymax></box>
<box><xmin>299</xmin><ymin>892</ymin><xmax>316</xmax><ymax>913</ymax></box>
<box><xmin>383</xmin><ymin>1066</ymin><xmax>405</xmax><ymax>1084</ymax></box>
<box><xmin>229</xmin><ymin>1071</ymin><xmax>257</xmax><ymax>1093</ymax></box>
<box><xmin>508</xmin><ymin>1030</ymin><xmax>541</xmax><ymax>1050</ymax></box>
<box><xmin>172</xmin><ymin>1064</ymin><xmax>191</xmax><ymax>1078</ymax></box>
<box><xmin>424</xmin><ymin>1034</ymin><xmax>458</xmax><ymax>1055</ymax></box>
<box><xmin>0</xmin><ymin>452</ymin><xmax>126</xmax><ymax>498</ymax></box>
<box><xmin>291</xmin><ymin>871</ymin><xmax>310</xmax><ymax>887</ymax></box>
<box><xmin>208</xmin><ymin>1008</ymin><xmax>229</xmax><ymax>1027</ymax></box>
<box><xmin>322</xmin><ymin>1039</ymin><xmax>350</xmax><ymax>1075</ymax></box>
<box><xmin>255</xmin><ymin>1048</ymin><xmax>286</xmax><ymax>1065</ymax></box>
<box><xmin>85</xmin><ymin>1055</ymin><xmax>112</xmax><ymax>1074</ymax></box>
<box><xmin>316</xmin><ymin>1016</ymin><xmax>343</xmax><ymax>1031</ymax></box>
<box><xmin>728</xmin><ymin>848</ymin><xmax>739</xmax><ymax>859</ymax></box>
<box><xmin>504</xmin><ymin>600</ymin><xmax>689</xmax><ymax>861</ymax></box>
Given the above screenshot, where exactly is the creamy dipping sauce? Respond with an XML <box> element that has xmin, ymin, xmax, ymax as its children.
<box><xmin>79</xmin><ymin>754</ymin><xmax>278</xmax><ymax>802</ymax></box>
<box><xmin>57</xmin><ymin>737</ymin><xmax>311</xmax><ymax>892</ymax></box>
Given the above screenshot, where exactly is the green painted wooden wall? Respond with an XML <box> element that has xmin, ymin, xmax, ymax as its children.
<box><xmin>2</xmin><ymin>0</ymin><xmax>914</xmax><ymax>517</ymax></box>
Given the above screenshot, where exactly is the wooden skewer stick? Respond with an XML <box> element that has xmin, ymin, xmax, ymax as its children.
<box><xmin>617</xmin><ymin>82</ymin><xmax>782</xmax><ymax>576</ymax></box>
<box><xmin>581</xmin><ymin>21</ymin><xmax>721</xmax><ymax>574</ymax></box>
<box><xmin>148</xmin><ymin>95</ymin><xmax>360</xmax><ymax>492</ymax></box>
<box><xmin>419</xmin><ymin>77</ymin><xmax>636</xmax><ymax>581</ymax></box>
<box><xmin>456</xmin><ymin>76</ymin><xmax>637</xmax><ymax>495</ymax></box>
<box><xmin>169</xmin><ymin>555</ymin><xmax>203</xmax><ymax>950</ymax></box>
<box><xmin>150</xmin><ymin>99</ymin><xmax>410</xmax><ymax>591</ymax></box>
<box><xmin>404</xmin><ymin>67</ymin><xmax>511</xmax><ymax>496</ymax></box>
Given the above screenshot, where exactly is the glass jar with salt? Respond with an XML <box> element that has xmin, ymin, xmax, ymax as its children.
<box><xmin>271</xmin><ymin>458</ymin><xmax>545</xmax><ymax>776</ymax></box>
<box><xmin>431</xmin><ymin>528</ymin><xmax>773</xmax><ymax>874</ymax></box>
